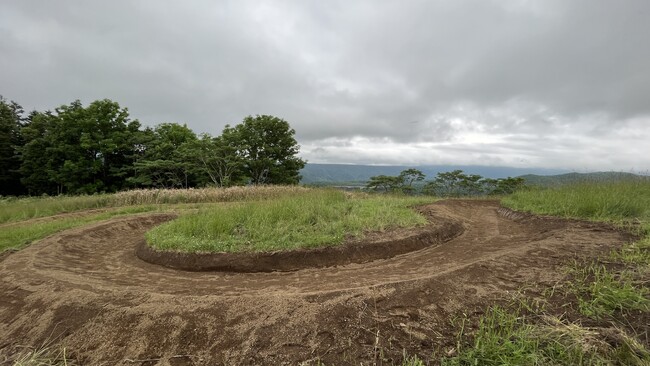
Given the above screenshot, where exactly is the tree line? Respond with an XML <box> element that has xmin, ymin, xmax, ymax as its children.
<box><xmin>366</xmin><ymin>169</ymin><xmax>526</xmax><ymax>196</ymax></box>
<box><xmin>0</xmin><ymin>96</ymin><xmax>305</xmax><ymax>196</ymax></box>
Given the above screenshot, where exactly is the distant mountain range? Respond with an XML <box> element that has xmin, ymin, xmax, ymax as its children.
<box><xmin>300</xmin><ymin>163</ymin><xmax>568</xmax><ymax>185</ymax></box>
<box><xmin>518</xmin><ymin>172</ymin><xmax>648</xmax><ymax>186</ymax></box>
<box><xmin>299</xmin><ymin>163</ymin><xmax>646</xmax><ymax>186</ymax></box>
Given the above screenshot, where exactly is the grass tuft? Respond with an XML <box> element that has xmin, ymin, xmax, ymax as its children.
<box><xmin>568</xmin><ymin>262</ymin><xmax>649</xmax><ymax>319</ymax></box>
<box><xmin>11</xmin><ymin>345</ymin><xmax>77</xmax><ymax>366</ymax></box>
<box><xmin>441</xmin><ymin>306</ymin><xmax>649</xmax><ymax>365</ymax></box>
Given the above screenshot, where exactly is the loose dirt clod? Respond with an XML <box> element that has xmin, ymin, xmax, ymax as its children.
<box><xmin>0</xmin><ymin>200</ymin><xmax>633</xmax><ymax>365</ymax></box>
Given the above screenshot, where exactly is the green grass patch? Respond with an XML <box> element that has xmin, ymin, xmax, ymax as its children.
<box><xmin>0</xmin><ymin>186</ymin><xmax>307</xmax><ymax>224</ymax></box>
<box><xmin>502</xmin><ymin>180</ymin><xmax>650</xmax><ymax>321</ymax></box>
<box><xmin>0</xmin><ymin>206</ymin><xmax>163</xmax><ymax>252</ymax></box>
<box><xmin>568</xmin><ymin>262</ymin><xmax>650</xmax><ymax>319</ymax></box>
<box><xmin>441</xmin><ymin>305</ymin><xmax>650</xmax><ymax>366</ymax></box>
<box><xmin>501</xmin><ymin>180</ymin><xmax>650</xmax><ymax>222</ymax></box>
<box><xmin>0</xmin><ymin>194</ymin><xmax>113</xmax><ymax>224</ymax></box>
<box><xmin>146</xmin><ymin>190</ymin><xmax>434</xmax><ymax>253</ymax></box>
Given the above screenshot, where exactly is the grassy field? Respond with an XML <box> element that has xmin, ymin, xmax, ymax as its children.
<box><xmin>3</xmin><ymin>182</ymin><xmax>648</xmax><ymax>365</ymax></box>
<box><xmin>0</xmin><ymin>185</ymin><xmax>308</xmax><ymax>225</ymax></box>
<box><xmin>146</xmin><ymin>189</ymin><xmax>434</xmax><ymax>252</ymax></box>
<box><xmin>0</xmin><ymin>186</ymin><xmax>310</xmax><ymax>253</ymax></box>
<box><xmin>440</xmin><ymin>180</ymin><xmax>650</xmax><ymax>365</ymax></box>
<box><xmin>0</xmin><ymin>205</ymin><xmax>164</xmax><ymax>252</ymax></box>
<box><xmin>502</xmin><ymin>180</ymin><xmax>650</xmax><ymax>223</ymax></box>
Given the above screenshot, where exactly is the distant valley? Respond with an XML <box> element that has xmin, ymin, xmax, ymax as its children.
<box><xmin>299</xmin><ymin>163</ymin><xmax>646</xmax><ymax>186</ymax></box>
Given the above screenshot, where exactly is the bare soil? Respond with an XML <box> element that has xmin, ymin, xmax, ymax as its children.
<box><xmin>0</xmin><ymin>200</ymin><xmax>634</xmax><ymax>365</ymax></box>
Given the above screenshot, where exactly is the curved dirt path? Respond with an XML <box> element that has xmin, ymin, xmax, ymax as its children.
<box><xmin>0</xmin><ymin>200</ymin><xmax>632</xmax><ymax>365</ymax></box>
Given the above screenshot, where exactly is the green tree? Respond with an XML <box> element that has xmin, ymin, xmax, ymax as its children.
<box><xmin>19</xmin><ymin>111</ymin><xmax>56</xmax><ymax>195</ymax></box>
<box><xmin>129</xmin><ymin>123</ymin><xmax>199</xmax><ymax>188</ymax></box>
<box><xmin>20</xmin><ymin>99</ymin><xmax>142</xmax><ymax>194</ymax></box>
<box><xmin>226</xmin><ymin>115</ymin><xmax>305</xmax><ymax>184</ymax></box>
<box><xmin>398</xmin><ymin>168</ymin><xmax>426</xmax><ymax>194</ymax></box>
<box><xmin>186</xmin><ymin>133</ymin><xmax>243</xmax><ymax>187</ymax></box>
<box><xmin>424</xmin><ymin>170</ymin><xmax>480</xmax><ymax>197</ymax></box>
<box><xmin>0</xmin><ymin>96</ymin><xmax>25</xmax><ymax>195</ymax></box>
<box><xmin>492</xmin><ymin>177</ymin><xmax>526</xmax><ymax>195</ymax></box>
<box><xmin>366</xmin><ymin>174</ymin><xmax>404</xmax><ymax>192</ymax></box>
<box><xmin>423</xmin><ymin>170</ymin><xmax>526</xmax><ymax>197</ymax></box>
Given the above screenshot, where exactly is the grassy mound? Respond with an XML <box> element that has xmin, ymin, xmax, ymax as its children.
<box><xmin>145</xmin><ymin>189</ymin><xmax>434</xmax><ymax>253</ymax></box>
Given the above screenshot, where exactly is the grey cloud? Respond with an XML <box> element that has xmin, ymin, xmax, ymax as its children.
<box><xmin>1</xmin><ymin>0</ymin><xmax>649</xmax><ymax>170</ymax></box>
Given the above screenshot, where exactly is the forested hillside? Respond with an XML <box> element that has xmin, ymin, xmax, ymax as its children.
<box><xmin>0</xmin><ymin>97</ymin><xmax>304</xmax><ymax>196</ymax></box>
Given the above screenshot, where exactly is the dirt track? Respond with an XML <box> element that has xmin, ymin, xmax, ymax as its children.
<box><xmin>0</xmin><ymin>200</ymin><xmax>632</xmax><ymax>365</ymax></box>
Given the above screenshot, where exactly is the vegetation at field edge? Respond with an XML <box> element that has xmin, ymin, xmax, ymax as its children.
<box><xmin>438</xmin><ymin>180</ymin><xmax>650</xmax><ymax>365</ymax></box>
<box><xmin>0</xmin><ymin>206</ymin><xmax>163</xmax><ymax>253</ymax></box>
<box><xmin>0</xmin><ymin>185</ymin><xmax>308</xmax><ymax>225</ymax></box>
<box><xmin>501</xmin><ymin>180</ymin><xmax>650</xmax><ymax>223</ymax></box>
<box><xmin>146</xmin><ymin>189</ymin><xmax>434</xmax><ymax>253</ymax></box>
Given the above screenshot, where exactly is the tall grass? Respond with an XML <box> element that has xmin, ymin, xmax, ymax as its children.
<box><xmin>501</xmin><ymin>180</ymin><xmax>650</xmax><ymax>222</ymax></box>
<box><xmin>0</xmin><ymin>206</ymin><xmax>163</xmax><ymax>252</ymax></box>
<box><xmin>0</xmin><ymin>195</ymin><xmax>113</xmax><ymax>224</ymax></box>
<box><xmin>146</xmin><ymin>189</ymin><xmax>433</xmax><ymax>253</ymax></box>
<box><xmin>495</xmin><ymin>179</ymin><xmax>650</xmax><ymax>365</ymax></box>
<box><xmin>0</xmin><ymin>186</ymin><xmax>308</xmax><ymax>224</ymax></box>
<box><xmin>110</xmin><ymin>185</ymin><xmax>308</xmax><ymax>205</ymax></box>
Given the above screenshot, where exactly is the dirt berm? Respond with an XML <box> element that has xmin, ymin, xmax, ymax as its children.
<box><xmin>136</xmin><ymin>206</ymin><xmax>464</xmax><ymax>272</ymax></box>
<box><xmin>0</xmin><ymin>200</ymin><xmax>634</xmax><ymax>365</ymax></box>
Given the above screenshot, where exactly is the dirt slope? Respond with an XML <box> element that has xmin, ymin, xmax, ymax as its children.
<box><xmin>0</xmin><ymin>200</ymin><xmax>632</xmax><ymax>365</ymax></box>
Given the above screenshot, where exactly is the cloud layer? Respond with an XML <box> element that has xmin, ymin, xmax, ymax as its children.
<box><xmin>2</xmin><ymin>0</ymin><xmax>649</xmax><ymax>170</ymax></box>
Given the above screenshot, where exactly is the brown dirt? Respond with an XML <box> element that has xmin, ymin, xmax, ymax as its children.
<box><xmin>0</xmin><ymin>200</ymin><xmax>634</xmax><ymax>365</ymax></box>
<box><xmin>0</xmin><ymin>208</ymin><xmax>115</xmax><ymax>229</ymax></box>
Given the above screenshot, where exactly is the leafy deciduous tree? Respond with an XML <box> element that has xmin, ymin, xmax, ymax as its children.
<box><xmin>226</xmin><ymin>115</ymin><xmax>305</xmax><ymax>185</ymax></box>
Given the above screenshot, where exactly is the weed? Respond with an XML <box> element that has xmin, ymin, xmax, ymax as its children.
<box><xmin>11</xmin><ymin>345</ymin><xmax>77</xmax><ymax>366</ymax></box>
<box><xmin>568</xmin><ymin>262</ymin><xmax>649</xmax><ymax>319</ymax></box>
<box><xmin>441</xmin><ymin>305</ymin><xmax>649</xmax><ymax>365</ymax></box>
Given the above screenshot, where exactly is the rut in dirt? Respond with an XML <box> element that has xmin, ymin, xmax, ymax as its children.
<box><xmin>0</xmin><ymin>200</ymin><xmax>632</xmax><ymax>365</ymax></box>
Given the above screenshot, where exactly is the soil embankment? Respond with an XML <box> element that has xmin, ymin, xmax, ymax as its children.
<box><xmin>136</xmin><ymin>206</ymin><xmax>464</xmax><ymax>272</ymax></box>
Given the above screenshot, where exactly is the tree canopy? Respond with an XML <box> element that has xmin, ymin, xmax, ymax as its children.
<box><xmin>366</xmin><ymin>168</ymin><xmax>526</xmax><ymax>196</ymax></box>
<box><xmin>0</xmin><ymin>97</ymin><xmax>306</xmax><ymax>196</ymax></box>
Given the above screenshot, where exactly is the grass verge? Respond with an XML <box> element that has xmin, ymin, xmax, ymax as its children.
<box><xmin>501</xmin><ymin>180</ymin><xmax>650</xmax><ymax>222</ymax></box>
<box><xmin>146</xmin><ymin>189</ymin><xmax>434</xmax><ymax>253</ymax></box>
<box><xmin>0</xmin><ymin>206</ymin><xmax>164</xmax><ymax>252</ymax></box>
<box><xmin>0</xmin><ymin>186</ymin><xmax>307</xmax><ymax>224</ymax></box>
<box><xmin>442</xmin><ymin>305</ymin><xmax>649</xmax><ymax>366</ymax></box>
<box><xmin>438</xmin><ymin>180</ymin><xmax>650</xmax><ymax>365</ymax></box>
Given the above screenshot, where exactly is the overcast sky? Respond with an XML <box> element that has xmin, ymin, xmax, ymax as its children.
<box><xmin>1</xmin><ymin>1</ymin><xmax>649</xmax><ymax>171</ymax></box>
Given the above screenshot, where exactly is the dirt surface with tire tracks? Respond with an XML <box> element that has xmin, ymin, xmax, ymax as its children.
<box><xmin>0</xmin><ymin>200</ymin><xmax>633</xmax><ymax>365</ymax></box>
